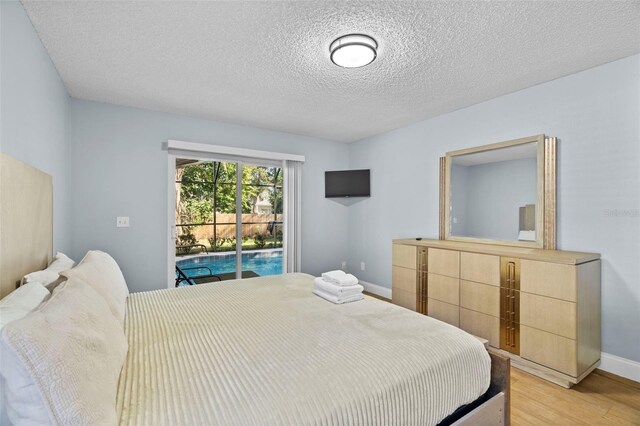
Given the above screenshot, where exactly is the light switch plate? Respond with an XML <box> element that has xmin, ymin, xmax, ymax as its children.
<box><xmin>116</xmin><ymin>216</ymin><xmax>130</xmax><ymax>227</ymax></box>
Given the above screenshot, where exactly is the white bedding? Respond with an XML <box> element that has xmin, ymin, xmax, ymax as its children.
<box><xmin>116</xmin><ymin>273</ymin><xmax>490</xmax><ymax>425</ymax></box>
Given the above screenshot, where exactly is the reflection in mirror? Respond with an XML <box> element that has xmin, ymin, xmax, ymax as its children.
<box><xmin>449</xmin><ymin>142</ymin><xmax>537</xmax><ymax>241</ymax></box>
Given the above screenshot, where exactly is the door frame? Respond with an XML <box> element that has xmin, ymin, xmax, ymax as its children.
<box><xmin>166</xmin><ymin>141</ymin><xmax>304</xmax><ymax>289</ymax></box>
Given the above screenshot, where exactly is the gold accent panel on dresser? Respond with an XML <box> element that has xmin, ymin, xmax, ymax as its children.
<box><xmin>500</xmin><ymin>257</ymin><xmax>521</xmax><ymax>355</ymax></box>
<box><xmin>392</xmin><ymin>238</ymin><xmax>601</xmax><ymax>388</ymax></box>
<box><xmin>416</xmin><ymin>247</ymin><xmax>428</xmax><ymax>314</ymax></box>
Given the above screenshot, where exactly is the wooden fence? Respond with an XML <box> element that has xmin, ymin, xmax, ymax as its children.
<box><xmin>181</xmin><ymin>214</ymin><xmax>283</xmax><ymax>240</ymax></box>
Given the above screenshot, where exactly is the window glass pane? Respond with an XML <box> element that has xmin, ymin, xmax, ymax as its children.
<box><xmin>175</xmin><ymin>160</ymin><xmax>283</xmax><ymax>281</ymax></box>
<box><xmin>175</xmin><ymin>224</ymin><xmax>212</xmax><ymax>256</ymax></box>
<box><xmin>209</xmin><ymin>223</ymin><xmax>236</xmax><ymax>252</ymax></box>
<box><xmin>215</xmin><ymin>162</ymin><xmax>237</xmax><ymax>184</ymax></box>
<box><xmin>180</xmin><ymin>161</ymin><xmax>214</xmax><ymax>183</ymax></box>
<box><xmin>241</xmin><ymin>224</ymin><xmax>283</xmax><ymax>277</ymax></box>
<box><xmin>241</xmin><ymin>165</ymin><xmax>283</xmax><ymax>277</ymax></box>
<box><xmin>177</xmin><ymin>181</ymin><xmax>214</xmax><ymax>224</ymax></box>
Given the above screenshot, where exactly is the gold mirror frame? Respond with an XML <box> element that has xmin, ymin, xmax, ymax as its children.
<box><xmin>439</xmin><ymin>134</ymin><xmax>556</xmax><ymax>250</ymax></box>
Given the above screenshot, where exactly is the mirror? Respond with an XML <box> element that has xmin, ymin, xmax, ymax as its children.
<box><xmin>441</xmin><ymin>135</ymin><xmax>556</xmax><ymax>249</ymax></box>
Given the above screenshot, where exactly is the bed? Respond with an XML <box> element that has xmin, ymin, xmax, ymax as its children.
<box><xmin>1</xmin><ymin>270</ymin><xmax>509</xmax><ymax>426</ymax></box>
<box><xmin>0</xmin><ymin>153</ymin><xmax>509</xmax><ymax>425</ymax></box>
<box><xmin>115</xmin><ymin>273</ymin><xmax>507</xmax><ymax>425</ymax></box>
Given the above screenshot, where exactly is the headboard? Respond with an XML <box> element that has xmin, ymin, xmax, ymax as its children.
<box><xmin>0</xmin><ymin>153</ymin><xmax>53</xmax><ymax>298</ymax></box>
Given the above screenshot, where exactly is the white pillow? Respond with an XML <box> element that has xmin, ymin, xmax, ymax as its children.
<box><xmin>0</xmin><ymin>282</ymin><xmax>50</xmax><ymax>329</ymax></box>
<box><xmin>0</xmin><ymin>282</ymin><xmax>50</xmax><ymax>424</ymax></box>
<box><xmin>0</xmin><ymin>345</ymin><xmax>50</xmax><ymax>425</ymax></box>
<box><xmin>51</xmin><ymin>251</ymin><xmax>74</xmax><ymax>266</ymax></box>
<box><xmin>0</xmin><ymin>277</ymin><xmax>128</xmax><ymax>426</ymax></box>
<box><xmin>22</xmin><ymin>252</ymin><xmax>75</xmax><ymax>286</ymax></box>
<box><xmin>60</xmin><ymin>250</ymin><xmax>129</xmax><ymax>325</ymax></box>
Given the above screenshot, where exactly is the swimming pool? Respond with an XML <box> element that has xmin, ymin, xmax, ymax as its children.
<box><xmin>176</xmin><ymin>249</ymin><xmax>283</xmax><ymax>281</ymax></box>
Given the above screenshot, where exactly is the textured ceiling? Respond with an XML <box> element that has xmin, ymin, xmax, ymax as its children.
<box><xmin>22</xmin><ymin>1</ymin><xmax>640</xmax><ymax>143</ymax></box>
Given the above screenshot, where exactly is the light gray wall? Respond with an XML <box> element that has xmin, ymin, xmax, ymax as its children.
<box><xmin>69</xmin><ymin>99</ymin><xmax>350</xmax><ymax>293</ymax></box>
<box><xmin>0</xmin><ymin>0</ymin><xmax>71</xmax><ymax>253</ymax></box>
<box><xmin>348</xmin><ymin>54</ymin><xmax>640</xmax><ymax>363</ymax></box>
<box><xmin>460</xmin><ymin>158</ymin><xmax>537</xmax><ymax>240</ymax></box>
<box><xmin>5</xmin><ymin>0</ymin><xmax>638</xmax><ymax>363</ymax></box>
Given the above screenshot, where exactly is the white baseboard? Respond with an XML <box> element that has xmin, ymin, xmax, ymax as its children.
<box><xmin>600</xmin><ymin>352</ymin><xmax>640</xmax><ymax>383</ymax></box>
<box><xmin>360</xmin><ymin>280</ymin><xmax>392</xmax><ymax>300</ymax></box>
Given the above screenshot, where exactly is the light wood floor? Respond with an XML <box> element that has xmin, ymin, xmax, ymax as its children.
<box><xmin>362</xmin><ymin>292</ymin><xmax>640</xmax><ymax>424</ymax></box>
<box><xmin>512</xmin><ymin>368</ymin><xmax>640</xmax><ymax>425</ymax></box>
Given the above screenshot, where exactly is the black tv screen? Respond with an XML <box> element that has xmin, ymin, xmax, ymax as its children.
<box><xmin>325</xmin><ymin>169</ymin><xmax>370</xmax><ymax>198</ymax></box>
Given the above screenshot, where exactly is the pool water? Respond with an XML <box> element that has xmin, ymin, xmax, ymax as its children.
<box><xmin>177</xmin><ymin>249</ymin><xmax>283</xmax><ymax>280</ymax></box>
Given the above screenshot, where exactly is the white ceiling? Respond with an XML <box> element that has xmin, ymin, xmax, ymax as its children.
<box><xmin>22</xmin><ymin>1</ymin><xmax>640</xmax><ymax>143</ymax></box>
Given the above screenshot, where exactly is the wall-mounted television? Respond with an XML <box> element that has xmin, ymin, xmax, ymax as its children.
<box><xmin>325</xmin><ymin>169</ymin><xmax>370</xmax><ymax>198</ymax></box>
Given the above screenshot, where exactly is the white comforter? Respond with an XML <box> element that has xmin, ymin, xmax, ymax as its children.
<box><xmin>116</xmin><ymin>273</ymin><xmax>490</xmax><ymax>425</ymax></box>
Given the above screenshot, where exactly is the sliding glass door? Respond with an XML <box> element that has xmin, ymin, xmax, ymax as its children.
<box><xmin>173</xmin><ymin>158</ymin><xmax>283</xmax><ymax>286</ymax></box>
<box><xmin>240</xmin><ymin>164</ymin><xmax>283</xmax><ymax>278</ymax></box>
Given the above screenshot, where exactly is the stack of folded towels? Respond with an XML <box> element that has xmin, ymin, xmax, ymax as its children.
<box><xmin>313</xmin><ymin>270</ymin><xmax>364</xmax><ymax>304</ymax></box>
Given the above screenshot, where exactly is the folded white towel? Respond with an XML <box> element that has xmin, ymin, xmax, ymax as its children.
<box><xmin>314</xmin><ymin>277</ymin><xmax>363</xmax><ymax>297</ymax></box>
<box><xmin>331</xmin><ymin>274</ymin><xmax>358</xmax><ymax>286</ymax></box>
<box><xmin>322</xmin><ymin>270</ymin><xmax>346</xmax><ymax>281</ymax></box>
<box><xmin>313</xmin><ymin>289</ymin><xmax>364</xmax><ymax>305</ymax></box>
<box><xmin>321</xmin><ymin>270</ymin><xmax>359</xmax><ymax>286</ymax></box>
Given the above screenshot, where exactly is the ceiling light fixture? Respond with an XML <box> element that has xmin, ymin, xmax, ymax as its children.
<box><xmin>330</xmin><ymin>34</ymin><xmax>377</xmax><ymax>68</ymax></box>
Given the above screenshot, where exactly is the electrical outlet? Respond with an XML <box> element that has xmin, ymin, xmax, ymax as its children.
<box><xmin>360</xmin><ymin>262</ymin><xmax>365</xmax><ymax>271</ymax></box>
<box><xmin>341</xmin><ymin>261</ymin><xmax>347</xmax><ymax>270</ymax></box>
<box><xmin>116</xmin><ymin>216</ymin><xmax>130</xmax><ymax>228</ymax></box>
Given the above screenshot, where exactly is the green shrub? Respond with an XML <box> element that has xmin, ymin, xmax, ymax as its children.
<box><xmin>208</xmin><ymin>237</ymin><xmax>236</xmax><ymax>251</ymax></box>
<box><xmin>178</xmin><ymin>228</ymin><xmax>196</xmax><ymax>246</ymax></box>
<box><xmin>226</xmin><ymin>237</ymin><xmax>236</xmax><ymax>248</ymax></box>
<box><xmin>254</xmin><ymin>233</ymin><xmax>267</xmax><ymax>249</ymax></box>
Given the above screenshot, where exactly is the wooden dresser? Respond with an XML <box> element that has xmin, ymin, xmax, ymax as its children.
<box><xmin>392</xmin><ymin>238</ymin><xmax>601</xmax><ymax>388</ymax></box>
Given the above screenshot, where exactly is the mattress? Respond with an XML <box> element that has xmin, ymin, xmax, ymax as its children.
<box><xmin>116</xmin><ymin>273</ymin><xmax>490</xmax><ymax>425</ymax></box>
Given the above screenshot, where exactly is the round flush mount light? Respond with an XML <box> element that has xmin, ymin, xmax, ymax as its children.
<box><xmin>330</xmin><ymin>34</ymin><xmax>377</xmax><ymax>68</ymax></box>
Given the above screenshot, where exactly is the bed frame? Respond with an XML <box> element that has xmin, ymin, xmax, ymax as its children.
<box><xmin>0</xmin><ymin>153</ymin><xmax>53</xmax><ymax>298</ymax></box>
<box><xmin>448</xmin><ymin>352</ymin><xmax>510</xmax><ymax>425</ymax></box>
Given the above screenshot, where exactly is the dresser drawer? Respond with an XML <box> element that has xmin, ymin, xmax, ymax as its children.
<box><xmin>460</xmin><ymin>280</ymin><xmax>499</xmax><ymax>317</ymax></box>
<box><xmin>521</xmin><ymin>260</ymin><xmax>576</xmax><ymax>302</ymax></box>
<box><xmin>392</xmin><ymin>266</ymin><xmax>417</xmax><ymax>294</ymax></box>
<box><xmin>460</xmin><ymin>308</ymin><xmax>499</xmax><ymax>348</ymax></box>
<box><xmin>392</xmin><ymin>244</ymin><xmax>417</xmax><ymax>269</ymax></box>
<box><xmin>521</xmin><ymin>292</ymin><xmax>577</xmax><ymax>339</ymax></box>
<box><xmin>460</xmin><ymin>252</ymin><xmax>500</xmax><ymax>286</ymax></box>
<box><xmin>428</xmin><ymin>248</ymin><xmax>459</xmax><ymax>278</ymax></box>
<box><xmin>392</xmin><ymin>289</ymin><xmax>417</xmax><ymax>311</ymax></box>
<box><xmin>521</xmin><ymin>325</ymin><xmax>577</xmax><ymax>376</ymax></box>
<box><xmin>428</xmin><ymin>298</ymin><xmax>459</xmax><ymax>327</ymax></box>
<box><xmin>427</xmin><ymin>273</ymin><xmax>459</xmax><ymax>305</ymax></box>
